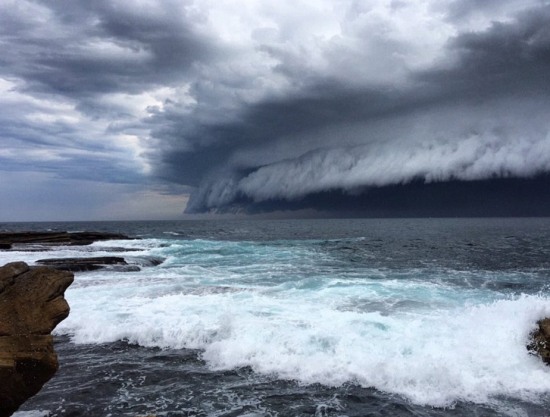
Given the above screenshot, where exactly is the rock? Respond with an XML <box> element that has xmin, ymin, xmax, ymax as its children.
<box><xmin>128</xmin><ymin>256</ymin><xmax>166</xmax><ymax>268</ymax></box>
<box><xmin>0</xmin><ymin>231</ymin><xmax>134</xmax><ymax>249</ymax></box>
<box><xmin>142</xmin><ymin>257</ymin><xmax>164</xmax><ymax>267</ymax></box>
<box><xmin>36</xmin><ymin>256</ymin><xmax>135</xmax><ymax>272</ymax></box>
<box><xmin>0</xmin><ymin>262</ymin><xmax>73</xmax><ymax>417</ymax></box>
<box><xmin>528</xmin><ymin>318</ymin><xmax>550</xmax><ymax>365</ymax></box>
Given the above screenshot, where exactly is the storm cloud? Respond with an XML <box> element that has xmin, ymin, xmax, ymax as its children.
<box><xmin>153</xmin><ymin>1</ymin><xmax>550</xmax><ymax>213</ymax></box>
<box><xmin>1</xmin><ymin>0</ymin><xmax>550</xmax><ymax>219</ymax></box>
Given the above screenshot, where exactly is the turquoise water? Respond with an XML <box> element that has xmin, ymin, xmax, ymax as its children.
<box><xmin>3</xmin><ymin>218</ymin><xmax>550</xmax><ymax>416</ymax></box>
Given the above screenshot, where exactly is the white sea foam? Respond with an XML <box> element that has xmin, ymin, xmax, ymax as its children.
<box><xmin>57</xmin><ymin>273</ymin><xmax>550</xmax><ymax>408</ymax></box>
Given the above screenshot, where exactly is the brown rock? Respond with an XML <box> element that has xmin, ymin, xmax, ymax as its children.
<box><xmin>0</xmin><ymin>262</ymin><xmax>73</xmax><ymax>417</ymax></box>
<box><xmin>528</xmin><ymin>318</ymin><xmax>550</xmax><ymax>365</ymax></box>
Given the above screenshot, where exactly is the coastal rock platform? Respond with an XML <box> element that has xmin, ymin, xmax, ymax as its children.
<box><xmin>0</xmin><ymin>231</ymin><xmax>133</xmax><ymax>250</ymax></box>
<box><xmin>0</xmin><ymin>262</ymin><xmax>73</xmax><ymax>417</ymax></box>
<box><xmin>36</xmin><ymin>256</ymin><xmax>136</xmax><ymax>272</ymax></box>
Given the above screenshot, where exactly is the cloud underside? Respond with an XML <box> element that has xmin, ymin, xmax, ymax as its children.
<box><xmin>224</xmin><ymin>176</ymin><xmax>550</xmax><ymax>217</ymax></box>
<box><xmin>183</xmin><ymin>94</ymin><xmax>550</xmax><ymax>213</ymax></box>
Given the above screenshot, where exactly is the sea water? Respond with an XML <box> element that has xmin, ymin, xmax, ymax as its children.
<box><xmin>2</xmin><ymin>218</ymin><xmax>550</xmax><ymax>416</ymax></box>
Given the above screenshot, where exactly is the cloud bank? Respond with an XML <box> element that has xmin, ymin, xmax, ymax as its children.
<box><xmin>148</xmin><ymin>0</ymin><xmax>550</xmax><ymax>213</ymax></box>
<box><xmin>1</xmin><ymin>0</ymin><xmax>550</xmax><ymax>218</ymax></box>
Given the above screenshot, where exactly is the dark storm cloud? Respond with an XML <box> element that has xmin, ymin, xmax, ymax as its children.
<box><xmin>444</xmin><ymin>0</ymin><xmax>534</xmax><ymax>22</ymax></box>
<box><xmin>151</xmin><ymin>84</ymin><xmax>410</xmax><ymax>185</ymax></box>
<box><xmin>0</xmin><ymin>0</ymin><xmax>212</xmax><ymax>98</ymax></box>
<box><xmin>427</xmin><ymin>4</ymin><xmax>550</xmax><ymax>97</ymax></box>
<box><xmin>234</xmin><ymin>176</ymin><xmax>550</xmax><ymax>218</ymax></box>
<box><xmin>2</xmin><ymin>0</ymin><xmax>550</xmax><ymax>218</ymax></box>
<box><xmin>0</xmin><ymin>0</ymin><xmax>215</xmax><ymax>189</ymax></box>
<box><xmin>143</xmin><ymin>2</ymin><xmax>550</xmax><ymax>213</ymax></box>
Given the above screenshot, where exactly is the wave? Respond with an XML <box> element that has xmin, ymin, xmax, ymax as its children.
<box><xmin>56</xmin><ymin>285</ymin><xmax>550</xmax><ymax>407</ymax></box>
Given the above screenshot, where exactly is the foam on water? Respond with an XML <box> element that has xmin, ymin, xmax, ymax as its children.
<box><xmin>50</xmin><ymin>238</ymin><xmax>550</xmax><ymax>408</ymax></box>
<box><xmin>58</xmin><ymin>289</ymin><xmax>550</xmax><ymax>406</ymax></box>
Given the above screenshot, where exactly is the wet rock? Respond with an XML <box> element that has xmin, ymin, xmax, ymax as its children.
<box><xmin>0</xmin><ymin>262</ymin><xmax>73</xmax><ymax>417</ymax></box>
<box><xmin>0</xmin><ymin>231</ymin><xmax>134</xmax><ymax>249</ymax></box>
<box><xmin>128</xmin><ymin>256</ymin><xmax>165</xmax><ymax>268</ymax></box>
<box><xmin>528</xmin><ymin>318</ymin><xmax>550</xmax><ymax>365</ymax></box>
<box><xmin>36</xmin><ymin>256</ymin><xmax>136</xmax><ymax>272</ymax></box>
<box><xmin>144</xmin><ymin>257</ymin><xmax>164</xmax><ymax>267</ymax></box>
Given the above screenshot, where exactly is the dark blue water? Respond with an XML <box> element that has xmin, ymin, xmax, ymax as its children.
<box><xmin>2</xmin><ymin>218</ymin><xmax>550</xmax><ymax>416</ymax></box>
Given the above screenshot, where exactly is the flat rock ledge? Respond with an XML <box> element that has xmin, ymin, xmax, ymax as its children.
<box><xmin>0</xmin><ymin>231</ymin><xmax>133</xmax><ymax>250</ymax></box>
<box><xmin>0</xmin><ymin>262</ymin><xmax>73</xmax><ymax>417</ymax></box>
<box><xmin>528</xmin><ymin>318</ymin><xmax>550</xmax><ymax>365</ymax></box>
<box><xmin>35</xmin><ymin>256</ymin><xmax>164</xmax><ymax>272</ymax></box>
<box><xmin>36</xmin><ymin>256</ymin><xmax>136</xmax><ymax>272</ymax></box>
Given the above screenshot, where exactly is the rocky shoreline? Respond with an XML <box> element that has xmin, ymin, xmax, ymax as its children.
<box><xmin>0</xmin><ymin>262</ymin><xmax>73</xmax><ymax>417</ymax></box>
<box><xmin>0</xmin><ymin>231</ymin><xmax>144</xmax><ymax>416</ymax></box>
<box><xmin>0</xmin><ymin>231</ymin><xmax>549</xmax><ymax>415</ymax></box>
<box><xmin>0</xmin><ymin>231</ymin><xmax>165</xmax><ymax>273</ymax></box>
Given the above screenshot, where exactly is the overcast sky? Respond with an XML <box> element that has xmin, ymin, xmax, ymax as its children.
<box><xmin>1</xmin><ymin>0</ymin><xmax>549</xmax><ymax>221</ymax></box>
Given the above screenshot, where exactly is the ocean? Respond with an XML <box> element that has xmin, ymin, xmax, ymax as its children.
<box><xmin>2</xmin><ymin>218</ymin><xmax>550</xmax><ymax>417</ymax></box>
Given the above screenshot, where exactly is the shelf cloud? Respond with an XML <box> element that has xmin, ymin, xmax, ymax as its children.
<box><xmin>1</xmin><ymin>0</ymin><xmax>549</xmax><ymax>218</ymax></box>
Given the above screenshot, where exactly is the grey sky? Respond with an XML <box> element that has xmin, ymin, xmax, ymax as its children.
<box><xmin>1</xmin><ymin>0</ymin><xmax>549</xmax><ymax>220</ymax></box>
